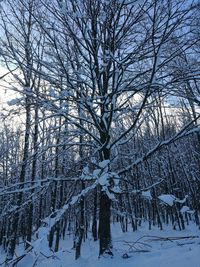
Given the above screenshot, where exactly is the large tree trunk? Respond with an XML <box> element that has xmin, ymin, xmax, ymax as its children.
<box><xmin>98</xmin><ymin>190</ymin><xmax>112</xmax><ymax>256</ymax></box>
<box><xmin>98</xmin><ymin>141</ymin><xmax>112</xmax><ymax>256</ymax></box>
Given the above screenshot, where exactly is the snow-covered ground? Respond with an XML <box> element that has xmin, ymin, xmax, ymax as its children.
<box><xmin>1</xmin><ymin>223</ymin><xmax>199</xmax><ymax>267</ymax></box>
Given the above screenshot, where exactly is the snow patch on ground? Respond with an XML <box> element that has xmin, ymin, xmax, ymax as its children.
<box><xmin>1</xmin><ymin>224</ymin><xmax>199</xmax><ymax>267</ymax></box>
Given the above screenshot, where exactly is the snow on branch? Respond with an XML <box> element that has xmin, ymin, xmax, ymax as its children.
<box><xmin>41</xmin><ymin>181</ymin><xmax>98</xmax><ymax>231</ymax></box>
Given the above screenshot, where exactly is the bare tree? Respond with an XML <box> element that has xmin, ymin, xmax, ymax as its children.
<box><xmin>35</xmin><ymin>0</ymin><xmax>198</xmax><ymax>256</ymax></box>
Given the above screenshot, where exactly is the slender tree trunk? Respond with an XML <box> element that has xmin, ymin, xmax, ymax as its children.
<box><xmin>6</xmin><ymin>98</ymin><xmax>31</xmax><ymax>260</ymax></box>
<box><xmin>26</xmin><ymin>99</ymin><xmax>39</xmax><ymax>247</ymax></box>
<box><xmin>75</xmin><ymin>100</ymin><xmax>85</xmax><ymax>259</ymax></box>
<box><xmin>92</xmin><ymin>188</ymin><xmax>98</xmax><ymax>241</ymax></box>
<box><xmin>75</xmin><ymin>181</ymin><xmax>85</xmax><ymax>260</ymax></box>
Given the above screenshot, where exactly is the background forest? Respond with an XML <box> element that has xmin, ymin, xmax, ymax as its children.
<box><xmin>0</xmin><ymin>0</ymin><xmax>200</xmax><ymax>265</ymax></box>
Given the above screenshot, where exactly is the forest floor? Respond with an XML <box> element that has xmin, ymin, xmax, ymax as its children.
<box><xmin>1</xmin><ymin>223</ymin><xmax>200</xmax><ymax>267</ymax></box>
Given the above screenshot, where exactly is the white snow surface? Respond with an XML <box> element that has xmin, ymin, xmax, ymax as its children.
<box><xmin>141</xmin><ymin>190</ymin><xmax>152</xmax><ymax>200</ymax></box>
<box><xmin>1</xmin><ymin>223</ymin><xmax>199</xmax><ymax>267</ymax></box>
<box><xmin>180</xmin><ymin>206</ymin><xmax>195</xmax><ymax>214</ymax></box>
<box><xmin>158</xmin><ymin>194</ymin><xmax>176</xmax><ymax>206</ymax></box>
<box><xmin>158</xmin><ymin>194</ymin><xmax>188</xmax><ymax>207</ymax></box>
<box><xmin>99</xmin><ymin>160</ymin><xmax>110</xmax><ymax>169</ymax></box>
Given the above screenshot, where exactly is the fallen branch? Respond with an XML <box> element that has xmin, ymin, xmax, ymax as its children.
<box><xmin>0</xmin><ymin>246</ymin><xmax>33</xmax><ymax>267</ymax></box>
<box><xmin>146</xmin><ymin>235</ymin><xmax>199</xmax><ymax>242</ymax></box>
